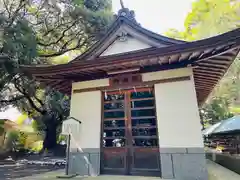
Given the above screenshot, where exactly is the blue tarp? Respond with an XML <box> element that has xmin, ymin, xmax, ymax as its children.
<box><xmin>212</xmin><ymin>116</ymin><xmax>240</xmax><ymax>134</ymax></box>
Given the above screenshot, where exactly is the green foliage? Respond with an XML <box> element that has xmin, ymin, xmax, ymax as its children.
<box><xmin>164</xmin><ymin>28</ymin><xmax>186</xmax><ymax>40</ymax></box>
<box><xmin>200</xmin><ymin>97</ymin><xmax>234</xmax><ymax>124</ymax></box>
<box><xmin>229</xmin><ymin>106</ymin><xmax>240</xmax><ymax>114</ymax></box>
<box><xmin>165</xmin><ymin>0</ymin><xmax>240</xmax><ymax>41</ymax></box>
<box><xmin>5</xmin><ymin>131</ymin><xmax>19</xmax><ymax>151</ymax></box>
<box><xmin>57</xmin><ymin>135</ymin><xmax>67</xmax><ymax>144</ymax></box>
<box><xmin>184</xmin><ymin>0</ymin><xmax>240</xmax><ymax>40</ymax></box>
<box><xmin>16</xmin><ymin>114</ymin><xmax>29</xmax><ymax>125</ymax></box>
<box><xmin>18</xmin><ymin>131</ymin><xmax>27</xmax><ymax>147</ymax></box>
<box><xmin>166</xmin><ymin>0</ymin><xmax>240</xmax><ymax>125</ymax></box>
<box><xmin>30</xmin><ymin>141</ymin><xmax>43</xmax><ymax>152</ymax></box>
<box><xmin>1</xmin><ymin>19</ymin><xmax>37</xmax><ymax>65</ymax></box>
<box><xmin>77</xmin><ymin>0</ymin><xmax>112</xmax><ymax>11</ymax></box>
<box><xmin>0</xmin><ymin>0</ymin><xmax>113</xmax><ymax>151</ymax></box>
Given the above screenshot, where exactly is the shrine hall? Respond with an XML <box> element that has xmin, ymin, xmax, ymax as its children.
<box><xmin>23</xmin><ymin>4</ymin><xmax>240</xmax><ymax>180</ymax></box>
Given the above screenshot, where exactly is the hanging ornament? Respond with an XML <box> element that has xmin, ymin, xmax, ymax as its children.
<box><xmin>134</xmin><ymin>86</ymin><xmax>137</xmax><ymax>94</ymax></box>
<box><xmin>104</xmin><ymin>91</ymin><xmax>108</xmax><ymax>100</ymax></box>
<box><xmin>148</xmin><ymin>87</ymin><xmax>151</xmax><ymax>94</ymax></box>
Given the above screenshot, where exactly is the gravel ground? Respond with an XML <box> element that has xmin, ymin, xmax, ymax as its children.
<box><xmin>0</xmin><ymin>163</ymin><xmax>64</xmax><ymax>180</ymax></box>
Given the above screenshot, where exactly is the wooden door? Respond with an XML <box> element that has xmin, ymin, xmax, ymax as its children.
<box><xmin>101</xmin><ymin>88</ymin><xmax>161</xmax><ymax>176</ymax></box>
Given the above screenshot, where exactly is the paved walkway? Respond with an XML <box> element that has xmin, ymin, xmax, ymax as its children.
<box><xmin>207</xmin><ymin>159</ymin><xmax>240</xmax><ymax>180</ymax></box>
<box><xmin>16</xmin><ymin>174</ymin><xmax>162</xmax><ymax>180</ymax></box>
<box><xmin>7</xmin><ymin>160</ymin><xmax>240</xmax><ymax>180</ymax></box>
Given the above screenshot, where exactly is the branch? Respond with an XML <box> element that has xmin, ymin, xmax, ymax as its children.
<box><xmin>13</xmin><ymin>81</ymin><xmax>45</xmax><ymax>115</ymax></box>
<box><xmin>0</xmin><ymin>95</ymin><xmax>25</xmax><ymax>103</ymax></box>
<box><xmin>42</xmin><ymin>20</ymin><xmax>73</xmax><ymax>37</ymax></box>
<box><xmin>8</xmin><ymin>0</ymin><xmax>26</xmax><ymax>27</ymax></box>
<box><xmin>37</xmin><ymin>20</ymin><xmax>79</xmax><ymax>47</ymax></box>
<box><xmin>33</xmin><ymin>92</ymin><xmax>44</xmax><ymax>107</ymax></box>
<box><xmin>60</xmin><ymin>31</ymin><xmax>84</xmax><ymax>51</ymax></box>
<box><xmin>39</xmin><ymin>37</ymin><xmax>92</xmax><ymax>58</ymax></box>
<box><xmin>2</xmin><ymin>0</ymin><xmax>11</xmax><ymax>18</ymax></box>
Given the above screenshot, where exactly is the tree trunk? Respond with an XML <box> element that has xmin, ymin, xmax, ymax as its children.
<box><xmin>43</xmin><ymin>123</ymin><xmax>57</xmax><ymax>152</ymax></box>
<box><xmin>42</xmin><ymin>115</ymin><xmax>57</xmax><ymax>154</ymax></box>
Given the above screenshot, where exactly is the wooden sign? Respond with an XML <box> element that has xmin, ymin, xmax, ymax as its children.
<box><xmin>62</xmin><ymin>117</ymin><xmax>81</xmax><ymax>135</ymax></box>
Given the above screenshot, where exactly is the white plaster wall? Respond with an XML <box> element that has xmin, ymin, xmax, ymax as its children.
<box><xmin>100</xmin><ymin>37</ymin><xmax>151</xmax><ymax>56</ymax></box>
<box><xmin>72</xmin><ymin>79</ymin><xmax>109</xmax><ymax>91</ymax></box>
<box><xmin>142</xmin><ymin>67</ymin><xmax>192</xmax><ymax>82</ymax></box>
<box><xmin>154</xmin><ymin>76</ymin><xmax>204</xmax><ymax>148</ymax></box>
<box><xmin>69</xmin><ymin>91</ymin><xmax>102</xmax><ymax>150</ymax></box>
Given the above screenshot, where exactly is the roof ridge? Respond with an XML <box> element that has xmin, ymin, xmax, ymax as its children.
<box><xmin>70</xmin><ymin>16</ymin><xmax>185</xmax><ymax>63</ymax></box>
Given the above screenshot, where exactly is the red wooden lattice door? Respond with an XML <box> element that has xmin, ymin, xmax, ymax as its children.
<box><xmin>101</xmin><ymin>88</ymin><xmax>161</xmax><ymax>176</ymax></box>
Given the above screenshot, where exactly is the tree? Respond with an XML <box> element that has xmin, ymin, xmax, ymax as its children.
<box><xmin>165</xmin><ymin>0</ymin><xmax>240</xmax><ymax>125</ymax></box>
<box><xmin>0</xmin><ymin>0</ymin><xmax>113</xmax><ymax>152</ymax></box>
<box><xmin>200</xmin><ymin>97</ymin><xmax>234</xmax><ymax>125</ymax></box>
<box><xmin>165</xmin><ymin>0</ymin><xmax>240</xmax><ymax>41</ymax></box>
<box><xmin>0</xmin><ymin>120</ymin><xmax>4</xmax><ymax>136</ymax></box>
<box><xmin>184</xmin><ymin>0</ymin><xmax>240</xmax><ymax>40</ymax></box>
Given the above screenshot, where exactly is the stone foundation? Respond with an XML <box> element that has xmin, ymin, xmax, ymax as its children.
<box><xmin>68</xmin><ymin>148</ymin><xmax>100</xmax><ymax>176</ymax></box>
<box><xmin>67</xmin><ymin>147</ymin><xmax>207</xmax><ymax>179</ymax></box>
<box><xmin>160</xmin><ymin>148</ymin><xmax>208</xmax><ymax>180</ymax></box>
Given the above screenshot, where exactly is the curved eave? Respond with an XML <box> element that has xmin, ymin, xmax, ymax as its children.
<box><xmin>23</xmin><ymin>28</ymin><xmax>240</xmax><ymax>73</ymax></box>
<box><xmin>22</xmin><ymin>28</ymin><xmax>240</xmax><ymax>105</ymax></box>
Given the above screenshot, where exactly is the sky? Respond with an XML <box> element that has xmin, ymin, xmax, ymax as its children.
<box><xmin>112</xmin><ymin>0</ymin><xmax>195</xmax><ymax>33</ymax></box>
<box><xmin>0</xmin><ymin>0</ymin><xmax>195</xmax><ymax>121</ymax></box>
<box><xmin>0</xmin><ymin>105</ymin><xmax>21</xmax><ymax>121</ymax></box>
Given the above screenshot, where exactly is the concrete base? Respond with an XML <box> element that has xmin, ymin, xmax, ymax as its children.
<box><xmin>67</xmin><ymin>147</ymin><xmax>207</xmax><ymax>180</ymax></box>
<box><xmin>68</xmin><ymin>148</ymin><xmax>100</xmax><ymax>176</ymax></box>
<box><xmin>160</xmin><ymin>148</ymin><xmax>208</xmax><ymax>180</ymax></box>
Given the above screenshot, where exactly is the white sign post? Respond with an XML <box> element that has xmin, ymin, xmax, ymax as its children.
<box><xmin>62</xmin><ymin>117</ymin><xmax>81</xmax><ymax>136</ymax></box>
<box><xmin>61</xmin><ymin>117</ymin><xmax>81</xmax><ymax>175</ymax></box>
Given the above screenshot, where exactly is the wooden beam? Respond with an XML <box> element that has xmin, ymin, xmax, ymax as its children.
<box><xmin>107</xmin><ymin>68</ymin><xmax>140</xmax><ymax>75</ymax></box>
<box><xmin>194</xmin><ymin>69</ymin><xmax>223</xmax><ymax>75</ymax></box>
<box><xmin>170</xmin><ymin>54</ymin><xmax>181</xmax><ymax>64</ymax></box>
<box><xmin>179</xmin><ymin>53</ymin><xmax>192</xmax><ymax>62</ymax></box>
<box><xmin>193</xmin><ymin>75</ymin><xmax>219</xmax><ymax>81</ymax></box>
<box><xmin>195</xmin><ymin>81</ymin><xmax>215</xmax><ymax>86</ymax></box>
<box><xmin>195</xmin><ymin>81</ymin><xmax>216</xmax><ymax>86</ymax></box>
<box><xmin>196</xmin><ymin>62</ymin><xmax>228</xmax><ymax>69</ymax></box>
<box><xmin>194</xmin><ymin>76</ymin><xmax>219</xmax><ymax>82</ymax></box>
<box><xmin>27</xmin><ymin>43</ymin><xmax>239</xmax><ymax>76</ymax></box>
<box><xmin>193</xmin><ymin>72</ymin><xmax>220</xmax><ymax>78</ymax></box>
<box><xmin>73</xmin><ymin>76</ymin><xmax>191</xmax><ymax>94</ymax></box>
<box><xmin>195</xmin><ymin>85</ymin><xmax>213</xmax><ymax>90</ymax></box>
<box><xmin>194</xmin><ymin>80</ymin><xmax>217</xmax><ymax>86</ymax></box>
<box><xmin>210</xmin><ymin>55</ymin><xmax>233</xmax><ymax>61</ymax></box>
<box><xmin>197</xmin><ymin>65</ymin><xmax>226</xmax><ymax>71</ymax></box>
<box><xmin>195</xmin><ymin>88</ymin><xmax>212</xmax><ymax>92</ymax></box>
<box><xmin>206</xmin><ymin>59</ymin><xmax>230</xmax><ymax>64</ymax></box>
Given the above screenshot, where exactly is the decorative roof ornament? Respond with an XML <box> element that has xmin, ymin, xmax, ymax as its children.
<box><xmin>120</xmin><ymin>0</ymin><xmax>125</xmax><ymax>8</ymax></box>
<box><xmin>117</xmin><ymin>0</ymin><xmax>137</xmax><ymax>23</ymax></box>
